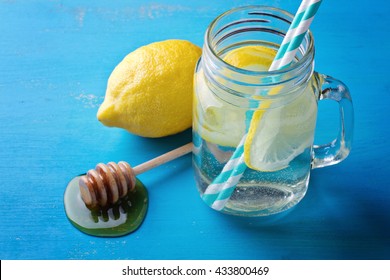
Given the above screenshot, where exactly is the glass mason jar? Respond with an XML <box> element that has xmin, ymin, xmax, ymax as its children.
<box><xmin>192</xmin><ymin>6</ymin><xmax>354</xmax><ymax>216</ymax></box>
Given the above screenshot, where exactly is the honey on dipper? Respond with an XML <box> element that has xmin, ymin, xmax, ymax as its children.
<box><xmin>79</xmin><ymin>162</ymin><xmax>136</xmax><ymax>210</ymax></box>
<box><xmin>64</xmin><ymin>143</ymin><xmax>192</xmax><ymax>237</ymax></box>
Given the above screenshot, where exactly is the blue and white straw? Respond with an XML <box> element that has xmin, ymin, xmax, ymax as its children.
<box><xmin>202</xmin><ymin>0</ymin><xmax>322</xmax><ymax>211</ymax></box>
<box><xmin>202</xmin><ymin>136</ymin><xmax>248</xmax><ymax>210</ymax></box>
<box><xmin>270</xmin><ymin>0</ymin><xmax>322</xmax><ymax>70</ymax></box>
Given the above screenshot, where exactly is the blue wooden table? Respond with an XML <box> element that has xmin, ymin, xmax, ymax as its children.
<box><xmin>1</xmin><ymin>0</ymin><xmax>389</xmax><ymax>260</ymax></box>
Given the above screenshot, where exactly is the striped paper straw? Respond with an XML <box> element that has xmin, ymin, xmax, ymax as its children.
<box><xmin>270</xmin><ymin>0</ymin><xmax>322</xmax><ymax>70</ymax></box>
<box><xmin>202</xmin><ymin>0</ymin><xmax>322</xmax><ymax>211</ymax></box>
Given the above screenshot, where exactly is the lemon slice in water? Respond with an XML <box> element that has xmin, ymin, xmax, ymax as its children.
<box><xmin>194</xmin><ymin>46</ymin><xmax>277</xmax><ymax>147</ymax></box>
<box><xmin>196</xmin><ymin>45</ymin><xmax>317</xmax><ymax>171</ymax></box>
<box><xmin>244</xmin><ymin>87</ymin><xmax>317</xmax><ymax>172</ymax></box>
<box><xmin>223</xmin><ymin>45</ymin><xmax>277</xmax><ymax>71</ymax></box>
<box><xmin>224</xmin><ymin>46</ymin><xmax>318</xmax><ymax>172</ymax></box>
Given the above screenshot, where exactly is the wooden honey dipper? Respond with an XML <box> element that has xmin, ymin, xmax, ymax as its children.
<box><xmin>79</xmin><ymin>142</ymin><xmax>192</xmax><ymax>209</ymax></box>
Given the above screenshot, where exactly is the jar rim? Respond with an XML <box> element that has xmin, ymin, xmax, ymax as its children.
<box><xmin>206</xmin><ymin>5</ymin><xmax>315</xmax><ymax>76</ymax></box>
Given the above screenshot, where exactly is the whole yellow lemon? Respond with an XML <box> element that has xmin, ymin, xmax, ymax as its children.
<box><xmin>97</xmin><ymin>39</ymin><xmax>202</xmax><ymax>137</ymax></box>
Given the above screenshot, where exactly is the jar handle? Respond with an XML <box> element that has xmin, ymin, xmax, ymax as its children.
<box><xmin>312</xmin><ymin>73</ymin><xmax>354</xmax><ymax>169</ymax></box>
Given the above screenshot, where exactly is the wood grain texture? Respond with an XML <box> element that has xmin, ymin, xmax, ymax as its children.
<box><xmin>0</xmin><ymin>0</ymin><xmax>389</xmax><ymax>260</ymax></box>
